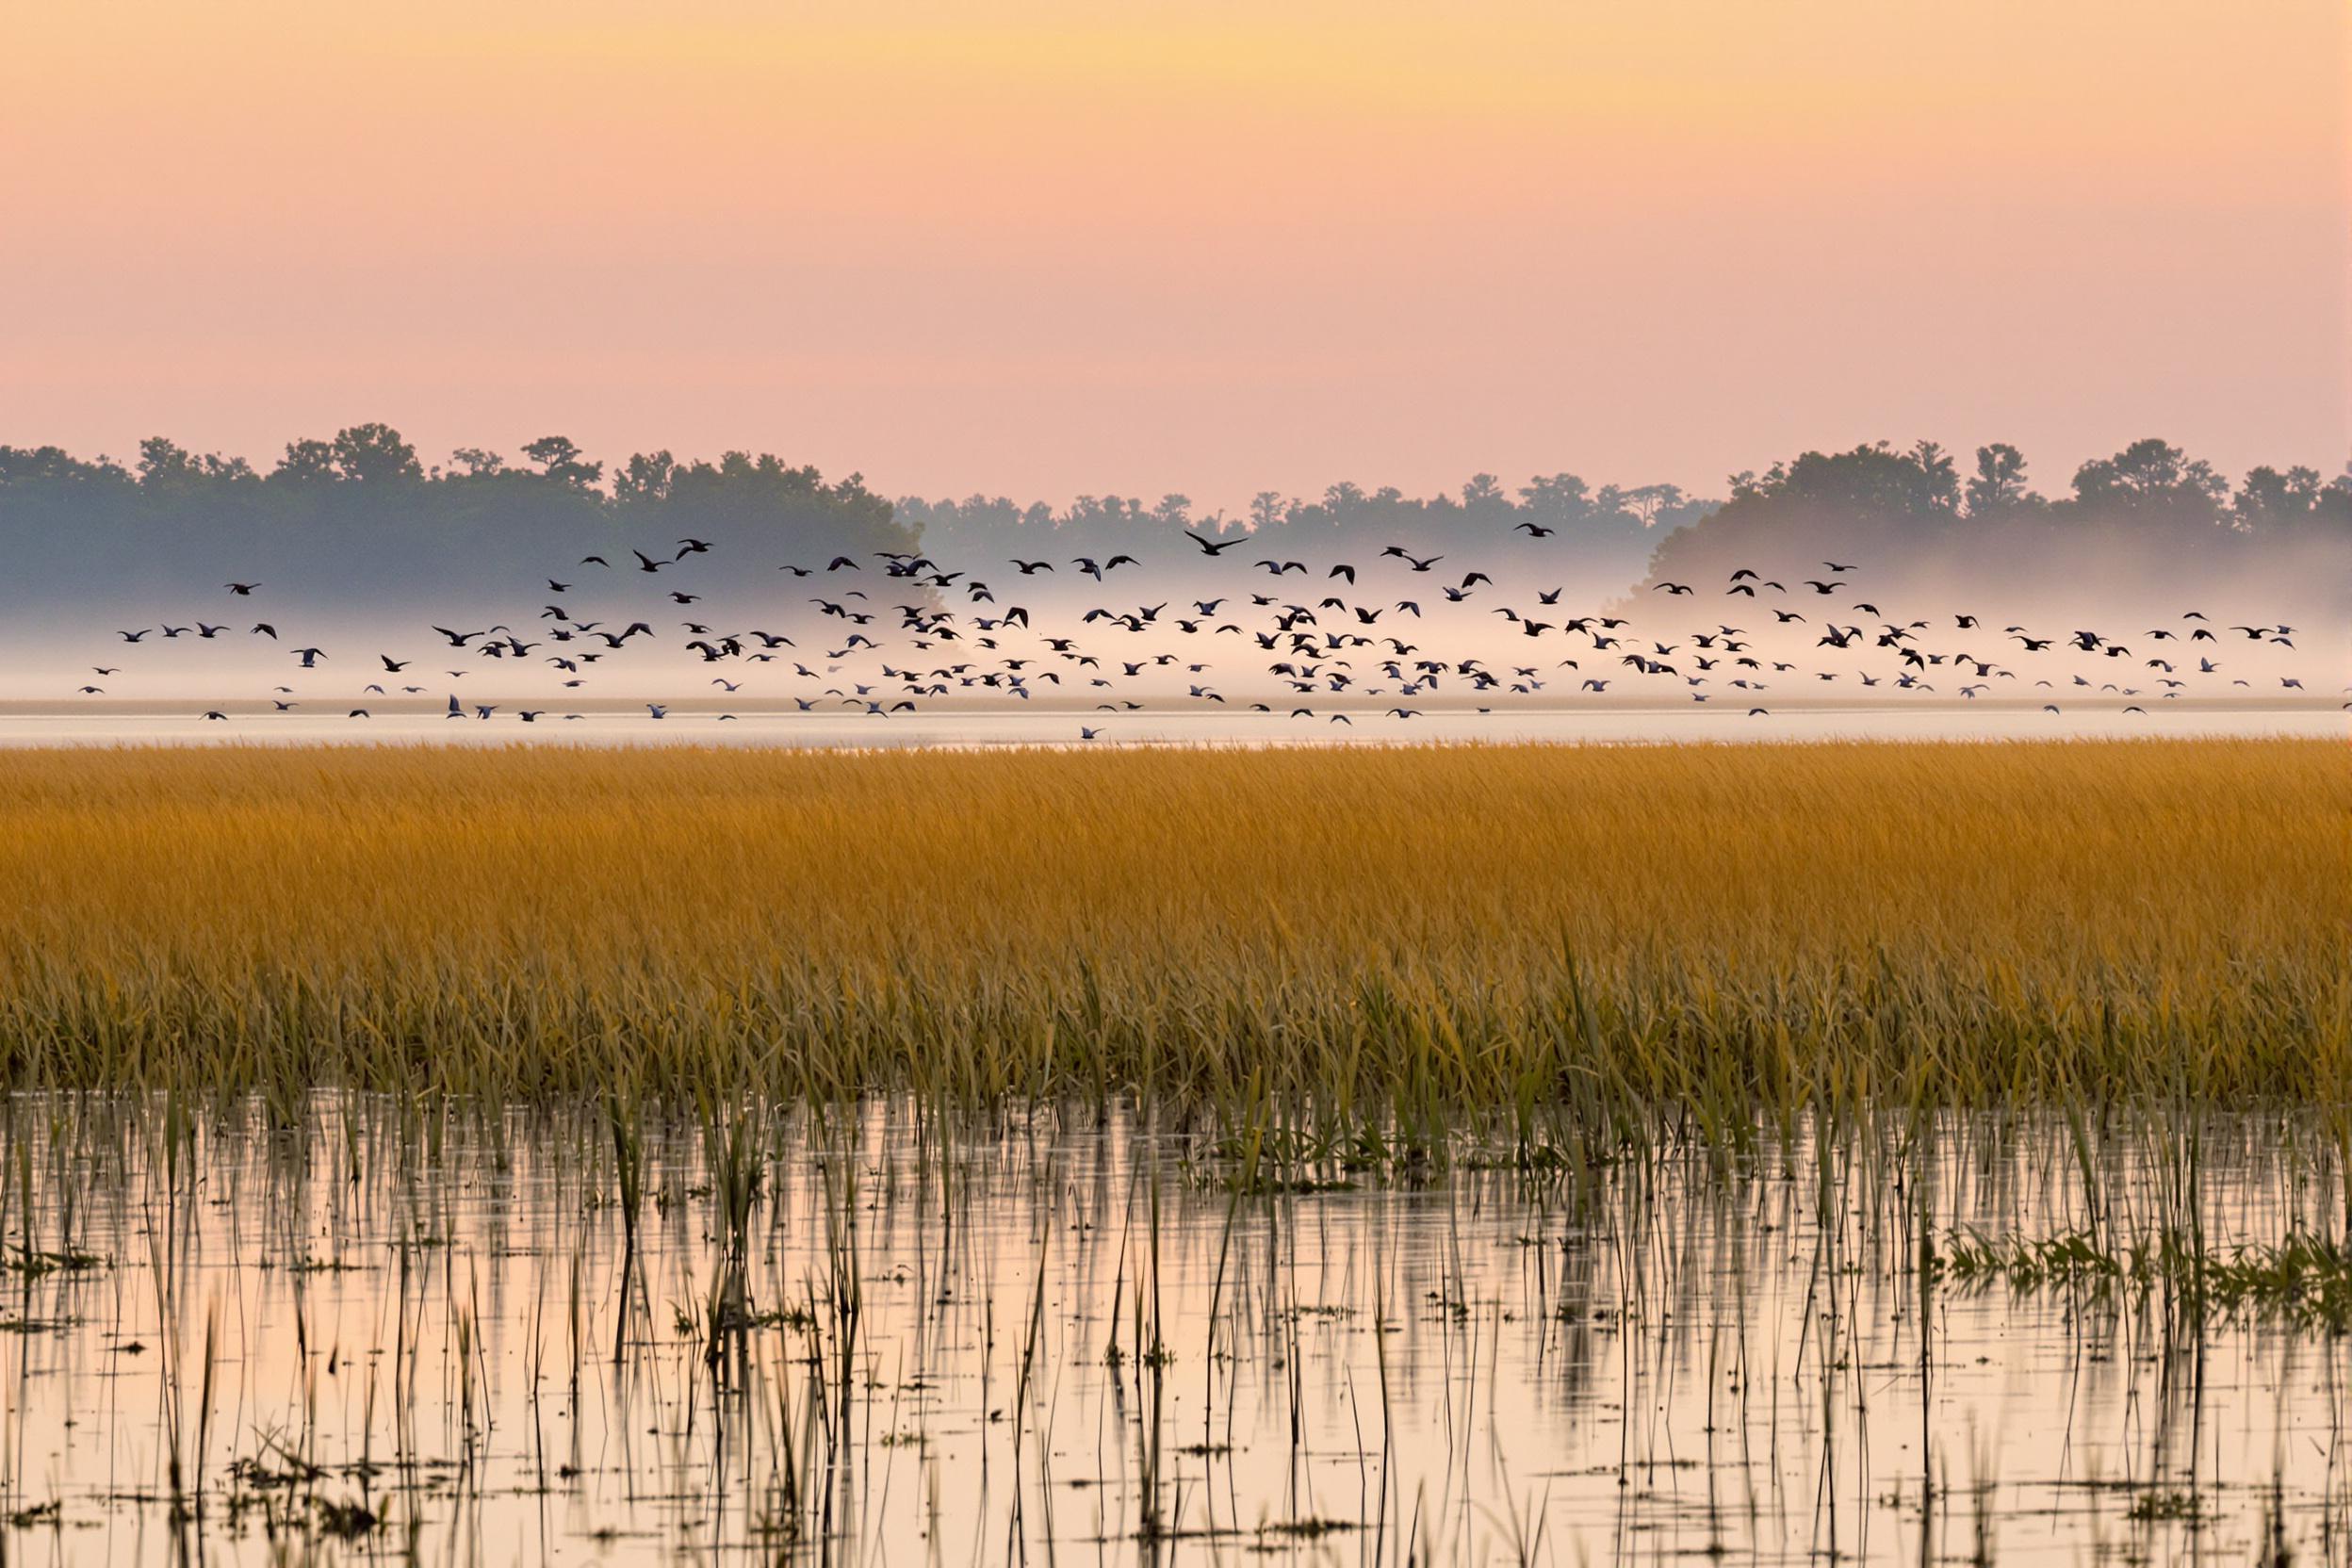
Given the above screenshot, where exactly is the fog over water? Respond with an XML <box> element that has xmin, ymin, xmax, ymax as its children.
<box><xmin>0</xmin><ymin>528</ymin><xmax>2338</xmax><ymax>745</ymax></box>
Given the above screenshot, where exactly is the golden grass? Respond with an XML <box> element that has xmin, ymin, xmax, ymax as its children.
<box><xmin>0</xmin><ymin>739</ymin><xmax>2344</xmax><ymax>1131</ymax></box>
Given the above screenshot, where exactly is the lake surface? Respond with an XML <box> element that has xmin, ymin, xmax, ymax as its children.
<box><xmin>0</xmin><ymin>700</ymin><xmax>2342</xmax><ymax>748</ymax></box>
<box><xmin>1</xmin><ymin>1099</ymin><xmax>2346</xmax><ymax>1563</ymax></box>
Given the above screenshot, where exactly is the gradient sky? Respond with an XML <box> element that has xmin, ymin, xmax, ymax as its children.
<box><xmin>3</xmin><ymin>0</ymin><xmax>2344</xmax><ymax>506</ymax></box>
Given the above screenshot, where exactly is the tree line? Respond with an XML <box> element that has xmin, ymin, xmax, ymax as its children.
<box><xmin>1</xmin><ymin>425</ymin><xmax>2340</xmax><ymax>612</ymax></box>
<box><xmin>1638</xmin><ymin>438</ymin><xmax>2348</xmax><ymax>610</ymax></box>
<box><xmin>899</xmin><ymin>476</ymin><xmax>1711</xmax><ymax>549</ymax></box>
<box><xmin>0</xmin><ymin>427</ymin><xmax>909</xmax><ymax>610</ymax></box>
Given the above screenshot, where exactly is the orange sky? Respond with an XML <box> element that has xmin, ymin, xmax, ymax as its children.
<box><xmin>2</xmin><ymin>0</ymin><xmax>2344</xmax><ymax>504</ymax></box>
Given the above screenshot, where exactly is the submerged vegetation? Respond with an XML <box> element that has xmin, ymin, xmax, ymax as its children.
<box><xmin>1942</xmin><ymin>1224</ymin><xmax>2352</xmax><ymax>1331</ymax></box>
<box><xmin>8</xmin><ymin>1095</ymin><xmax>2352</xmax><ymax>1562</ymax></box>
<box><xmin>0</xmin><ymin>737</ymin><xmax>2341</xmax><ymax>1140</ymax></box>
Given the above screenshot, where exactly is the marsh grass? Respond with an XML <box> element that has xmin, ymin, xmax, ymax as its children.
<box><xmin>1943</xmin><ymin>1225</ymin><xmax>2352</xmax><ymax>1329</ymax></box>
<box><xmin>0</xmin><ymin>738</ymin><xmax>2342</xmax><ymax>1146</ymax></box>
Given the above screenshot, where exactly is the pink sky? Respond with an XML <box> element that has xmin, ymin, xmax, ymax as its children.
<box><xmin>3</xmin><ymin>0</ymin><xmax>2344</xmax><ymax>506</ymax></box>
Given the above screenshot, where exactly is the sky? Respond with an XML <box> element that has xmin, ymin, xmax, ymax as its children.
<box><xmin>2</xmin><ymin>0</ymin><xmax>2345</xmax><ymax>508</ymax></box>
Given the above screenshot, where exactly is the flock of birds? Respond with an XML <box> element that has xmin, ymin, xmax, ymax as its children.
<box><xmin>67</xmin><ymin>524</ymin><xmax>2332</xmax><ymax>733</ymax></box>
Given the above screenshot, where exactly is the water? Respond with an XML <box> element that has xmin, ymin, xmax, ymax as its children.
<box><xmin>0</xmin><ymin>700</ymin><xmax>2341</xmax><ymax>748</ymax></box>
<box><xmin>1</xmin><ymin>1100</ymin><xmax>2346</xmax><ymax>1563</ymax></box>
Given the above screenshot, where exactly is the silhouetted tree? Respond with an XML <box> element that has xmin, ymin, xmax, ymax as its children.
<box><xmin>522</xmin><ymin>434</ymin><xmax>602</xmax><ymax>489</ymax></box>
<box><xmin>272</xmin><ymin>438</ymin><xmax>339</xmax><ymax>485</ymax></box>
<box><xmin>2232</xmin><ymin>465</ymin><xmax>2322</xmax><ymax>531</ymax></box>
<box><xmin>8</xmin><ymin>428</ymin><xmax>2334</xmax><ymax>627</ymax></box>
<box><xmin>449</xmin><ymin>447</ymin><xmax>506</xmax><ymax>479</ymax></box>
<box><xmin>1964</xmin><ymin>443</ymin><xmax>2038</xmax><ymax>517</ymax></box>
<box><xmin>2070</xmin><ymin>437</ymin><xmax>2225</xmax><ymax>510</ymax></box>
<box><xmin>1624</xmin><ymin>482</ymin><xmax>1689</xmax><ymax>529</ymax></box>
<box><xmin>329</xmin><ymin>423</ymin><xmax>422</xmax><ymax>486</ymax></box>
<box><xmin>612</xmin><ymin>449</ymin><xmax>677</xmax><ymax>505</ymax></box>
<box><xmin>0</xmin><ymin>426</ymin><xmax>919</xmax><ymax>612</ymax></box>
<box><xmin>2317</xmin><ymin>465</ymin><xmax>2352</xmax><ymax>529</ymax></box>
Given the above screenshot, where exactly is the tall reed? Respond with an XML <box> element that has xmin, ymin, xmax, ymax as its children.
<box><xmin>0</xmin><ymin>739</ymin><xmax>2341</xmax><ymax>1143</ymax></box>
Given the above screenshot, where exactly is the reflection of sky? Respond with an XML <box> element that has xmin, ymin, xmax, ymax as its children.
<box><xmin>0</xmin><ymin>706</ymin><xmax>2343</xmax><ymax>750</ymax></box>
<box><xmin>10</xmin><ymin>1102</ymin><xmax>2346</xmax><ymax>1562</ymax></box>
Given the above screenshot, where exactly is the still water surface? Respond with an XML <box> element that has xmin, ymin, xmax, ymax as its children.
<box><xmin>0</xmin><ymin>701</ymin><xmax>2341</xmax><ymax>749</ymax></box>
<box><xmin>0</xmin><ymin>1100</ymin><xmax>2344</xmax><ymax>1563</ymax></box>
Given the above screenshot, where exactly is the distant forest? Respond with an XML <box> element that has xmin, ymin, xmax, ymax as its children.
<box><xmin>0</xmin><ymin>425</ymin><xmax>2342</xmax><ymax>612</ymax></box>
<box><xmin>898</xmin><ymin>476</ymin><xmax>1713</xmax><ymax>580</ymax></box>
<box><xmin>0</xmin><ymin>430</ymin><xmax>909</xmax><ymax>610</ymax></box>
<box><xmin>1637</xmin><ymin>438</ymin><xmax>2350</xmax><ymax>612</ymax></box>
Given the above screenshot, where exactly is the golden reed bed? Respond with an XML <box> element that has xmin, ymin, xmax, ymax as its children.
<box><xmin>0</xmin><ymin>739</ymin><xmax>2344</xmax><ymax>1127</ymax></box>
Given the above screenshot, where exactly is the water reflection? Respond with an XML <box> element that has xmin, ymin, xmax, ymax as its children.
<box><xmin>0</xmin><ymin>701</ymin><xmax>2341</xmax><ymax>750</ymax></box>
<box><xmin>0</xmin><ymin>1100</ymin><xmax>2344</xmax><ymax>1563</ymax></box>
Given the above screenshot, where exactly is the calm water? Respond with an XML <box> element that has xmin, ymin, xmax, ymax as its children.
<box><xmin>0</xmin><ymin>1100</ymin><xmax>2346</xmax><ymax>1563</ymax></box>
<box><xmin>0</xmin><ymin>701</ymin><xmax>2342</xmax><ymax>748</ymax></box>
